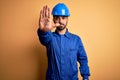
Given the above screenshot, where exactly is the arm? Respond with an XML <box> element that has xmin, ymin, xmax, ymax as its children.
<box><xmin>37</xmin><ymin>5</ymin><xmax>59</xmax><ymax>46</ymax></box>
<box><xmin>37</xmin><ymin>29</ymin><xmax>52</xmax><ymax>46</ymax></box>
<box><xmin>37</xmin><ymin>5</ymin><xmax>53</xmax><ymax>46</ymax></box>
<box><xmin>77</xmin><ymin>37</ymin><xmax>90</xmax><ymax>80</ymax></box>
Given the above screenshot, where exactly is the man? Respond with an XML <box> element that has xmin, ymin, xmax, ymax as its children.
<box><xmin>37</xmin><ymin>3</ymin><xmax>90</xmax><ymax>80</ymax></box>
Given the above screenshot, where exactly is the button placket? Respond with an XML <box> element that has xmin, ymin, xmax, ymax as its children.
<box><xmin>60</xmin><ymin>35</ymin><xmax>65</xmax><ymax>79</ymax></box>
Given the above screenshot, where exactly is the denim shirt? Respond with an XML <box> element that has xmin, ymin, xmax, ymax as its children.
<box><xmin>37</xmin><ymin>29</ymin><xmax>90</xmax><ymax>80</ymax></box>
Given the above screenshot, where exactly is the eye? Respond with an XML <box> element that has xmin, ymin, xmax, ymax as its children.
<box><xmin>54</xmin><ymin>16</ymin><xmax>59</xmax><ymax>20</ymax></box>
<box><xmin>62</xmin><ymin>16</ymin><xmax>65</xmax><ymax>19</ymax></box>
<box><xmin>62</xmin><ymin>16</ymin><xmax>67</xmax><ymax>19</ymax></box>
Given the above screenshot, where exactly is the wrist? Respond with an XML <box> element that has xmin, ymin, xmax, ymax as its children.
<box><xmin>82</xmin><ymin>75</ymin><xmax>89</xmax><ymax>80</ymax></box>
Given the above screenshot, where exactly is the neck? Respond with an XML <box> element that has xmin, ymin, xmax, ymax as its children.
<box><xmin>57</xmin><ymin>28</ymin><xmax>67</xmax><ymax>35</ymax></box>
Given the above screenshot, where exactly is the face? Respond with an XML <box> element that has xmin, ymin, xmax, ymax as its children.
<box><xmin>53</xmin><ymin>16</ymin><xmax>68</xmax><ymax>31</ymax></box>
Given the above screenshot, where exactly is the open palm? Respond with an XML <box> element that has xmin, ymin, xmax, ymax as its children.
<box><xmin>39</xmin><ymin>5</ymin><xmax>52</xmax><ymax>32</ymax></box>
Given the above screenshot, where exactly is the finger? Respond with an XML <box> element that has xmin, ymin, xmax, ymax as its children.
<box><xmin>43</xmin><ymin>6</ymin><xmax>46</xmax><ymax>18</ymax></box>
<box><xmin>39</xmin><ymin>10</ymin><xmax>42</xmax><ymax>29</ymax></box>
<box><xmin>52</xmin><ymin>23</ymin><xmax>60</xmax><ymax>28</ymax></box>
<box><xmin>48</xmin><ymin>6</ymin><xmax>51</xmax><ymax>18</ymax></box>
<box><xmin>45</xmin><ymin>5</ymin><xmax>48</xmax><ymax>17</ymax></box>
<box><xmin>40</xmin><ymin>10</ymin><xmax>43</xmax><ymax>20</ymax></box>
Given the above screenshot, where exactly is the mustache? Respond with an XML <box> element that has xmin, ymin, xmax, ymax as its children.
<box><xmin>57</xmin><ymin>23</ymin><xmax>64</xmax><ymax>27</ymax></box>
<box><xmin>59</xmin><ymin>22</ymin><xmax>64</xmax><ymax>25</ymax></box>
<box><xmin>55</xmin><ymin>22</ymin><xmax>64</xmax><ymax>26</ymax></box>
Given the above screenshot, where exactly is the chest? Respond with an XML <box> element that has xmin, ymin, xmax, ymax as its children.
<box><xmin>52</xmin><ymin>36</ymin><xmax>78</xmax><ymax>56</ymax></box>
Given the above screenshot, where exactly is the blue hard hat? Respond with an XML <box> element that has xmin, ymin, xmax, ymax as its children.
<box><xmin>52</xmin><ymin>3</ymin><xmax>70</xmax><ymax>16</ymax></box>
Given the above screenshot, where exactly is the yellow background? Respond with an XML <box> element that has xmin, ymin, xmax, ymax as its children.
<box><xmin>0</xmin><ymin>0</ymin><xmax>120</xmax><ymax>80</ymax></box>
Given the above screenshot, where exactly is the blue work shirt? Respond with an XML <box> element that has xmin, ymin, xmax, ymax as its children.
<box><xmin>37</xmin><ymin>29</ymin><xmax>90</xmax><ymax>80</ymax></box>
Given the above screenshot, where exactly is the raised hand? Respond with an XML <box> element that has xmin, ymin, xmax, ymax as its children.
<box><xmin>39</xmin><ymin>5</ymin><xmax>52</xmax><ymax>32</ymax></box>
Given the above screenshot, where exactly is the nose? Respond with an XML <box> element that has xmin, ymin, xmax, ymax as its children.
<box><xmin>58</xmin><ymin>17</ymin><xmax>63</xmax><ymax>24</ymax></box>
<box><xmin>54</xmin><ymin>16</ymin><xmax>63</xmax><ymax>25</ymax></box>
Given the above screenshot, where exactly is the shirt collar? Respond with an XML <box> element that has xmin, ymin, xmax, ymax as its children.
<box><xmin>55</xmin><ymin>28</ymin><xmax>71</xmax><ymax>39</ymax></box>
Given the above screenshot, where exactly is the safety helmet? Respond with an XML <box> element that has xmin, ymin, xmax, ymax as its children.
<box><xmin>52</xmin><ymin>3</ymin><xmax>70</xmax><ymax>16</ymax></box>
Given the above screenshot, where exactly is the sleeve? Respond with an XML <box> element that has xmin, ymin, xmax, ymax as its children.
<box><xmin>77</xmin><ymin>37</ymin><xmax>90</xmax><ymax>79</ymax></box>
<box><xmin>37</xmin><ymin>29</ymin><xmax>52</xmax><ymax>46</ymax></box>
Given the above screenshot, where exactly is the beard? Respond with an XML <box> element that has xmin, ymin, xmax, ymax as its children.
<box><xmin>56</xmin><ymin>25</ymin><xmax>66</xmax><ymax>31</ymax></box>
<box><xmin>56</xmin><ymin>22</ymin><xmax>67</xmax><ymax>31</ymax></box>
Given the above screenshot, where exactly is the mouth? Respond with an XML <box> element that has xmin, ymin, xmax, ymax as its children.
<box><xmin>56</xmin><ymin>25</ymin><xmax>66</xmax><ymax>31</ymax></box>
<box><xmin>57</xmin><ymin>24</ymin><xmax>64</xmax><ymax>27</ymax></box>
<box><xmin>55</xmin><ymin>23</ymin><xmax>64</xmax><ymax>27</ymax></box>
<box><xmin>57</xmin><ymin>25</ymin><xmax>63</xmax><ymax>27</ymax></box>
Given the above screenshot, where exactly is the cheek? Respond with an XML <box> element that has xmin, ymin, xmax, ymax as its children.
<box><xmin>64</xmin><ymin>20</ymin><xmax>68</xmax><ymax>25</ymax></box>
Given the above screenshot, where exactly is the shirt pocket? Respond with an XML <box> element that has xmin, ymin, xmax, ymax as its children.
<box><xmin>69</xmin><ymin>48</ymin><xmax>78</xmax><ymax>56</ymax></box>
<box><xmin>70</xmin><ymin>48</ymin><xmax>76</xmax><ymax>51</ymax></box>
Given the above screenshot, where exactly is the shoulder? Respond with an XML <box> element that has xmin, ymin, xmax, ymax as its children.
<box><xmin>69</xmin><ymin>32</ymin><xmax>81</xmax><ymax>40</ymax></box>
